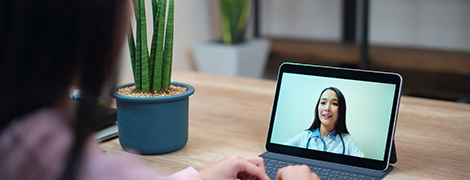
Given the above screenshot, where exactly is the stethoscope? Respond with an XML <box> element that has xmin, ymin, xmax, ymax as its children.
<box><xmin>306</xmin><ymin>130</ymin><xmax>345</xmax><ymax>155</ymax></box>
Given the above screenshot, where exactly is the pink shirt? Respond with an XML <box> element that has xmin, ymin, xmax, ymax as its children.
<box><xmin>0</xmin><ymin>108</ymin><xmax>202</xmax><ymax>180</ymax></box>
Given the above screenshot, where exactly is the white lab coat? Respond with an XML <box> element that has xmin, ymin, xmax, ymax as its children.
<box><xmin>285</xmin><ymin>128</ymin><xmax>364</xmax><ymax>157</ymax></box>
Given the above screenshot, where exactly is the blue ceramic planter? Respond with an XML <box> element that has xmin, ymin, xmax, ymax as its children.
<box><xmin>110</xmin><ymin>82</ymin><xmax>195</xmax><ymax>154</ymax></box>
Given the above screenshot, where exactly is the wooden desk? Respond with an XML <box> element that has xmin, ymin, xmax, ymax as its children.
<box><xmin>100</xmin><ymin>71</ymin><xmax>470</xmax><ymax>179</ymax></box>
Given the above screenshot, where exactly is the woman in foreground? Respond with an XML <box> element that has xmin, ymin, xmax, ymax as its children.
<box><xmin>0</xmin><ymin>0</ymin><xmax>318</xmax><ymax>179</ymax></box>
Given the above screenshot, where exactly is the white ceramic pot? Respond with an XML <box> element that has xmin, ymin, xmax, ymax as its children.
<box><xmin>192</xmin><ymin>39</ymin><xmax>271</xmax><ymax>78</ymax></box>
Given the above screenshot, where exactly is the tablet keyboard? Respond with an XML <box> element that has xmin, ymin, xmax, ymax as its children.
<box><xmin>264</xmin><ymin>158</ymin><xmax>376</xmax><ymax>180</ymax></box>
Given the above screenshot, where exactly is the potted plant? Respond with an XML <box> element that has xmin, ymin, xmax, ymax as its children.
<box><xmin>192</xmin><ymin>0</ymin><xmax>271</xmax><ymax>78</ymax></box>
<box><xmin>110</xmin><ymin>0</ymin><xmax>194</xmax><ymax>154</ymax></box>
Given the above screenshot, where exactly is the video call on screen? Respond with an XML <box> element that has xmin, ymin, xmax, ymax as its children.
<box><xmin>270</xmin><ymin>72</ymin><xmax>396</xmax><ymax>161</ymax></box>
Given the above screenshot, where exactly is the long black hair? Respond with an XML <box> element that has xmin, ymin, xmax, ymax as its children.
<box><xmin>0</xmin><ymin>0</ymin><xmax>128</xmax><ymax>179</ymax></box>
<box><xmin>308</xmin><ymin>87</ymin><xmax>349</xmax><ymax>134</ymax></box>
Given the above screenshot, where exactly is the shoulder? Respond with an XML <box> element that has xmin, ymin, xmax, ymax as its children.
<box><xmin>286</xmin><ymin>130</ymin><xmax>310</xmax><ymax>144</ymax></box>
<box><xmin>14</xmin><ymin>108</ymin><xmax>73</xmax><ymax>145</ymax></box>
<box><xmin>293</xmin><ymin>130</ymin><xmax>311</xmax><ymax>139</ymax></box>
<box><xmin>0</xmin><ymin>107</ymin><xmax>73</xmax><ymax>149</ymax></box>
<box><xmin>338</xmin><ymin>133</ymin><xmax>361</xmax><ymax>150</ymax></box>
<box><xmin>80</xmin><ymin>140</ymin><xmax>202</xmax><ymax>180</ymax></box>
<box><xmin>339</xmin><ymin>133</ymin><xmax>364</xmax><ymax>157</ymax></box>
<box><xmin>339</xmin><ymin>133</ymin><xmax>358</xmax><ymax>144</ymax></box>
<box><xmin>0</xmin><ymin>108</ymin><xmax>73</xmax><ymax>180</ymax></box>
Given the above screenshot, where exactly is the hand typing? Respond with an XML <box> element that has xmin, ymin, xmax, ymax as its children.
<box><xmin>199</xmin><ymin>153</ymin><xmax>270</xmax><ymax>180</ymax></box>
<box><xmin>275</xmin><ymin>165</ymin><xmax>319</xmax><ymax>180</ymax></box>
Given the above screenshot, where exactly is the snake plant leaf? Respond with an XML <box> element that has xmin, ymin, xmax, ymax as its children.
<box><xmin>149</xmin><ymin>0</ymin><xmax>161</xmax><ymax>89</ymax></box>
<box><xmin>129</xmin><ymin>0</ymin><xmax>138</xmax><ymax>88</ymax></box>
<box><xmin>139</xmin><ymin>0</ymin><xmax>150</xmax><ymax>92</ymax></box>
<box><xmin>151</xmin><ymin>0</ymin><xmax>158</xmax><ymax>23</ymax></box>
<box><xmin>128</xmin><ymin>0</ymin><xmax>137</xmax><ymax>87</ymax></box>
<box><xmin>128</xmin><ymin>0</ymin><xmax>137</xmax><ymax>73</ymax></box>
<box><xmin>128</xmin><ymin>27</ymin><xmax>136</xmax><ymax>75</ymax></box>
<box><xmin>134</xmin><ymin>0</ymin><xmax>143</xmax><ymax>91</ymax></box>
<box><xmin>152</xmin><ymin>0</ymin><xmax>167</xmax><ymax>91</ymax></box>
<box><xmin>162</xmin><ymin>0</ymin><xmax>174</xmax><ymax>90</ymax></box>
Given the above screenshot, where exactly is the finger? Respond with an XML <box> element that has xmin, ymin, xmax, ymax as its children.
<box><xmin>275</xmin><ymin>166</ymin><xmax>285</xmax><ymax>180</ymax></box>
<box><xmin>238</xmin><ymin>158</ymin><xmax>270</xmax><ymax>180</ymax></box>
<box><xmin>237</xmin><ymin>172</ymin><xmax>256</xmax><ymax>180</ymax></box>
<box><xmin>239</xmin><ymin>155</ymin><xmax>266</xmax><ymax>173</ymax></box>
<box><xmin>311</xmin><ymin>172</ymin><xmax>319</xmax><ymax>179</ymax></box>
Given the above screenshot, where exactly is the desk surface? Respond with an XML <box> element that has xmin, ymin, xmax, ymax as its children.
<box><xmin>100</xmin><ymin>71</ymin><xmax>470</xmax><ymax>179</ymax></box>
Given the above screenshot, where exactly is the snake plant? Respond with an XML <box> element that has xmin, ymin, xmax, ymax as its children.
<box><xmin>219</xmin><ymin>0</ymin><xmax>252</xmax><ymax>44</ymax></box>
<box><xmin>128</xmin><ymin>0</ymin><xmax>174</xmax><ymax>92</ymax></box>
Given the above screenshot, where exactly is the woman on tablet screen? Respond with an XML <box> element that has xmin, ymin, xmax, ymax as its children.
<box><xmin>286</xmin><ymin>87</ymin><xmax>364</xmax><ymax>157</ymax></box>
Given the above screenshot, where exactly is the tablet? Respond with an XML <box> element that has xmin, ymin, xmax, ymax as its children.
<box><xmin>264</xmin><ymin>62</ymin><xmax>402</xmax><ymax>171</ymax></box>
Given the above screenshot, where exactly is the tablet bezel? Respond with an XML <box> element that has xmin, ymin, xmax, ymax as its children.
<box><xmin>265</xmin><ymin>62</ymin><xmax>402</xmax><ymax>171</ymax></box>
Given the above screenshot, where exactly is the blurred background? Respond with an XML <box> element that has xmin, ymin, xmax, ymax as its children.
<box><xmin>118</xmin><ymin>0</ymin><xmax>470</xmax><ymax>103</ymax></box>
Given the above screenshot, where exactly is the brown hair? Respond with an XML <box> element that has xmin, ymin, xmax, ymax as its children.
<box><xmin>0</xmin><ymin>0</ymin><xmax>128</xmax><ymax>179</ymax></box>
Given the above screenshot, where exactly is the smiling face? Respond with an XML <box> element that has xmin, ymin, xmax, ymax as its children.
<box><xmin>318</xmin><ymin>90</ymin><xmax>339</xmax><ymax>129</ymax></box>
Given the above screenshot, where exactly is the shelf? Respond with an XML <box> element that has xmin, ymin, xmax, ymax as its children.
<box><xmin>269</xmin><ymin>39</ymin><xmax>470</xmax><ymax>76</ymax></box>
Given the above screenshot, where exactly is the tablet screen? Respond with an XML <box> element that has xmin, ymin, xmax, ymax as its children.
<box><xmin>265</xmin><ymin>63</ymin><xmax>402</xmax><ymax>170</ymax></box>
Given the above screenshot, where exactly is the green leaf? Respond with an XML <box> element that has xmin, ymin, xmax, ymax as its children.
<box><xmin>219</xmin><ymin>0</ymin><xmax>251</xmax><ymax>44</ymax></box>
<box><xmin>234</xmin><ymin>0</ymin><xmax>252</xmax><ymax>43</ymax></box>
<box><xmin>134</xmin><ymin>0</ymin><xmax>143</xmax><ymax>91</ymax></box>
<box><xmin>162</xmin><ymin>0</ymin><xmax>174</xmax><ymax>90</ymax></box>
<box><xmin>127</xmin><ymin>26</ymin><xmax>136</xmax><ymax>77</ymax></box>
<box><xmin>129</xmin><ymin>0</ymin><xmax>138</xmax><ymax>89</ymax></box>
<box><xmin>139</xmin><ymin>0</ymin><xmax>150</xmax><ymax>92</ymax></box>
<box><xmin>220</xmin><ymin>0</ymin><xmax>232</xmax><ymax>44</ymax></box>
<box><xmin>152</xmin><ymin>0</ymin><xmax>167</xmax><ymax>91</ymax></box>
<box><xmin>151</xmin><ymin>0</ymin><xmax>158</xmax><ymax>22</ymax></box>
<box><xmin>149</xmin><ymin>0</ymin><xmax>161</xmax><ymax>89</ymax></box>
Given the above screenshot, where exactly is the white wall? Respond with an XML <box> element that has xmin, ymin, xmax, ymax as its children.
<box><xmin>261</xmin><ymin>0</ymin><xmax>343</xmax><ymax>42</ymax></box>
<box><xmin>370</xmin><ymin>0</ymin><xmax>470</xmax><ymax>52</ymax></box>
<box><xmin>260</xmin><ymin>0</ymin><xmax>470</xmax><ymax>52</ymax></box>
<box><xmin>118</xmin><ymin>0</ymin><xmax>470</xmax><ymax>81</ymax></box>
